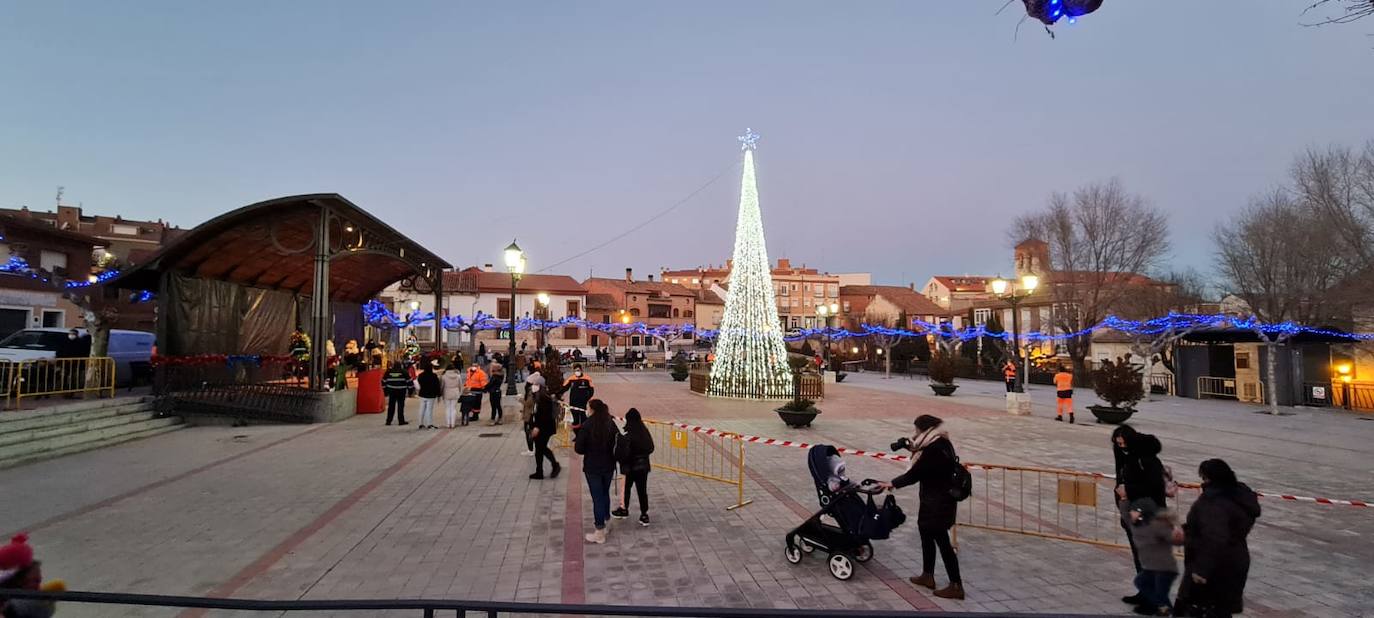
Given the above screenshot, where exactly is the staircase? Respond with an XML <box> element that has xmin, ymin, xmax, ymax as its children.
<box><xmin>0</xmin><ymin>397</ymin><xmax>184</xmax><ymax>469</ymax></box>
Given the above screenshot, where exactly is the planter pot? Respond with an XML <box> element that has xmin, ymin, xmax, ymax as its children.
<box><xmin>1087</xmin><ymin>404</ymin><xmax>1135</xmax><ymax>424</ymax></box>
<box><xmin>671</xmin><ymin>372</ymin><xmax>689</xmax><ymax>382</ymax></box>
<box><xmin>929</xmin><ymin>383</ymin><xmax>959</xmax><ymax>396</ymax></box>
<box><xmin>775</xmin><ymin>408</ymin><xmax>821</xmax><ymax>428</ymax></box>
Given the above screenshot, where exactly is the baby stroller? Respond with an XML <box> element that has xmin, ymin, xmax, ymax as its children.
<box><xmin>784</xmin><ymin>445</ymin><xmax>895</xmax><ymax>580</ymax></box>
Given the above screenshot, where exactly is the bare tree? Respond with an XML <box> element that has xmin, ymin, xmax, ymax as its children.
<box><xmin>1011</xmin><ymin>178</ymin><xmax>1171</xmax><ymax>375</ymax></box>
<box><xmin>1116</xmin><ymin>269</ymin><xmax>1211</xmax><ymax>396</ymax></box>
<box><xmin>1302</xmin><ymin>0</ymin><xmax>1374</xmax><ymax>25</ymax></box>
<box><xmin>1289</xmin><ymin>141</ymin><xmax>1374</xmax><ymax>305</ymax></box>
<box><xmin>1215</xmin><ymin>190</ymin><xmax>1351</xmax><ymax>414</ymax></box>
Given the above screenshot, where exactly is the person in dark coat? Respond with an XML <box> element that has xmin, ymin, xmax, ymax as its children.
<box><xmin>1112</xmin><ymin>425</ymin><xmax>1169</xmax><ymax>605</ymax></box>
<box><xmin>527</xmin><ymin>385</ymin><xmax>561</xmax><ymax>480</ymax></box>
<box><xmin>1175</xmin><ymin>459</ymin><xmax>1261</xmax><ymax>618</ymax></box>
<box><xmin>381</xmin><ymin>362</ymin><xmax>411</xmax><ymax>426</ymax></box>
<box><xmin>879</xmin><ymin>414</ymin><xmax>964</xmax><ymax>600</ymax></box>
<box><xmin>574</xmin><ymin>398</ymin><xmax>619</xmax><ymax>545</ymax></box>
<box><xmin>611</xmin><ymin>408</ymin><xmax>656</xmax><ymax>526</ymax></box>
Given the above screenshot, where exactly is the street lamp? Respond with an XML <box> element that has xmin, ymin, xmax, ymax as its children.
<box><xmin>536</xmin><ymin>292</ymin><xmax>550</xmax><ymax>351</ymax></box>
<box><xmin>990</xmin><ymin>274</ymin><xmax>1040</xmax><ymax>393</ymax></box>
<box><xmin>1336</xmin><ymin>363</ymin><xmax>1353</xmax><ymax>410</ymax></box>
<box><xmin>503</xmin><ymin>240</ymin><xmax>525</xmax><ymax>396</ymax></box>
<box><xmin>816</xmin><ymin>302</ymin><xmax>839</xmax><ymax>372</ymax></box>
<box><xmin>407</xmin><ymin>300</ymin><xmax>421</xmax><ymax>343</ymax></box>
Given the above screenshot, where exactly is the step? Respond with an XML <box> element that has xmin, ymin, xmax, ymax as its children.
<box><xmin>0</xmin><ymin>415</ymin><xmax>183</xmax><ymax>463</ymax></box>
<box><xmin>0</xmin><ymin>395</ymin><xmax>153</xmax><ymax>421</ymax></box>
<box><xmin>0</xmin><ymin>421</ymin><xmax>186</xmax><ymax>470</ymax></box>
<box><xmin>0</xmin><ymin>399</ymin><xmax>156</xmax><ymax>435</ymax></box>
<box><xmin>0</xmin><ymin>408</ymin><xmax>162</xmax><ymax>449</ymax></box>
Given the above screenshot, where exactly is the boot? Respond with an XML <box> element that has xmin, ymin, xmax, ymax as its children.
<box><xmin>1069</xmin><ymin>413</ymin><xmax>1075</xmax><ymax>424</ymax></box>
<box><xmin>909</xmin><ymin>573</ymin><xmax>936</xmax><ymax>589</ymax></box>
<box><xmin>584</xmin><ymin>528</ymin><xmax>606</xmax><ymax>544</ymax></box>
<box><xmin>934</xmin><ymin>583</ymin><xmax>965</xmax><ymax>600</ymax></box>
<box><xmin>550</xmin><ymin>463</ymin><xmax>561</xmax><ymax>478</ymax></box>
<box><xmin>1055</xmin><ymin>416</ymin><xmax>1063</xmax><ymax>422</ymax></box>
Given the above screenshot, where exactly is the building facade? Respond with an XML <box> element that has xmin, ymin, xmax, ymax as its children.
<box><xmin>0</xmin><ymin>215</ymin><xmax>100</xmax><ymax>338</ymax></box>
<box><xmin>0</xmin><ymin>204</ymin><xmax>185</xmax><ymax>268</ymax></box>
<box><xmin>584</xmin><ymin>269</ymin><xmax>699</xmax><ymax>352</ymax></box>
<box><xmin>662</xmin><ymin>258</ymin><xmax>848</xmax><ymax>331</ymax></box>
<box><xmin>383</xmin><ymin>267</ymin><xmax>587</xmax><ymax>352</ymax></box>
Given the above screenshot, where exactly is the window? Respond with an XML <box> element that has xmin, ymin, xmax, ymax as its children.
<box><xmin>779</xmin><ymin>285</ymin><xmax>788</xmax><ymax>297</ymax></box>
<box><xmin>684</xmin><ymin>310</ymin><xmax>694</xmax><ymax>318</ymax></box>
<box><xmin>814</xmin><ymin>286</ymin><xmax>823</xmax><ymax>298</ymax></box>
<box><xmin>112</xmin><ymin>224</ymin><xmax>139</xmax><ymax>235</ymax></box>
<box><xmin>683</xmin><ymin>332</ymin><xmax>693</xmax><ymax>340</ymax></box>
<box><xmin>827</xmin><ymin>284</ymin><xmax>838</xmax><ymax>297</ymax></box>
<box><xmin>590</xmin><ymin>335</ymin><xmax>600</xmax><ymax>346</ymax></box>
<box><xmin>648</xmin><ymin>304</ymin><xmax>671</xmax><ymax>318</ymax></box>
<box><xmin>1236</xmin><ymin>353</ymin><xmax>1250</xmax><ymax>370</ymax></box>
<box><xmin>692</xmin><ymin>278</ymin><xmax>700</xmax><ymax>285</ymax></box>
<box><xmin>791</xmin><ymin>283</ymin><xmax>798</xmax><ymax>291</ymax></box>
<box><xmin>670</xmin><ymin>278</ymin><xmax>679</xmax><ymax>284</ymax></box>
<box><xmin>41</xmin><ymin>310</ymin><xmax>63</xmax><ymax>328</ymax></box>
<box><xmin>413</xmin><ymin>326</ymin><xmax>433</xmax><ymax>341</ymax></box>
<box><xmin>39</xmin><ymin>250</ymin><xmax>67</xmax><ymax>273</ymax></box>
<box><xmin>497</xmin><ymin>298</ymin><xmax>512</xmax><ymax>319</ymax></box>
<box><xmin>790</xmin><ymin>316</ymin><xmax>801</xmax><ymax>329</ymax></box>
<box><xmin>972</xmin><ymin>308</ymin><xmax>991</xmax><ymax>325</ymax></box>
<box><xmin>631</xmin><ymin>336</ymin><xmax>641</xmax><ymax>346</ymax></box>
<box><xmin>566</xmin><ymin>300</ymin><xmax>580</xmax><ymax>318</ymax></box>
<box><xmin>563</xmin><ymin>326</ymin><xmax>579</xmax><ymax>340</ymax></box>
<box><xmin>842</xmin><ymin>301</ymin><xmax>850</xmax><ymax>312</ymax></box>
<box><xmin>629</xmin><ymin>308</ymin><xmax>641</xmax><ymax>317</ymax></box>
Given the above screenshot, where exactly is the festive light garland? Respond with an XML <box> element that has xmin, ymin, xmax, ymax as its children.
<box><xmin>363</xmin><ymin>300</ymin><xmax>1374</xmax><ymax>345</ymax></box>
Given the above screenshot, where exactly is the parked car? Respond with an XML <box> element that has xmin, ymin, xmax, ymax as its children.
<box><xmin>0</xmin><ymin>328</ymin><xmax>155</xmax><ymax>387</ymax></box>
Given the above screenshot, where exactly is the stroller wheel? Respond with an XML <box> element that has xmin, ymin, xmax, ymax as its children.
<box><xmin>799</xmin><ymin>538</ymin><xmax>815</xmax><ymax>553</ymax></box>
<box><xmin>855</xmin><ymin>542</ymin><xmax>873</xmax><ymax>563</ymax></box>
<box><xmin>785</xmin><ymin>542</ymin><xmax>802</xmax><ymax>564</ymax></box>
<box><xmin>827</xmin><ymin>553</ymin><xmax>855</xmax><ymax>580</ymax></box>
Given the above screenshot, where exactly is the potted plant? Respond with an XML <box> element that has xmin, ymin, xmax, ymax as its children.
<box><xmin>670</xmin><ymin>354</ymin><xmax>689</xmax><ymax>382</ymax></box>
<box><xmin>1088</xmin><ymin>356</ymin><xmax>1144</xmax><ymax>424</ymax></box>
<box><xmin>928</xmin><ymin>352</ymin><xmax>959</xmax><ymax>396</ymax></box>
<box><xmin>776</xmin><ymin>356</ymin><xmax>822</xmax><ymax>427</ymax></box>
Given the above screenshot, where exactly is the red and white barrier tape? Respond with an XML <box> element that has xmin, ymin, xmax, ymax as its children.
<box><xmin>655</xmin><ymin>421</ymin><xmax>1371</xmax><ymax>509</ymax></box>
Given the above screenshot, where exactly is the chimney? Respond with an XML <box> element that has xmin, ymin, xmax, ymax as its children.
<box><xmin>625</xmin><ymin>267</ymin><xmax>633</xmax><ymax>283</ymax></box>
<box><xmin>483</xmin><ymin>263</ymin><xmax>494</xmax><ymax>271</ymax></box>
<box><xmin>910</xmin><ymin>282</ymin><xmax>915</xmax><ymax>291</ymax></box>
<box><xmin>777</xmin><ymin>258</ymin><xmax>791</xmax><ymax>270</ymax></box>
<box><xmin>647</xmin><ymin>274</ymin><xmax>655</xmax><ymax>282</ymax></box>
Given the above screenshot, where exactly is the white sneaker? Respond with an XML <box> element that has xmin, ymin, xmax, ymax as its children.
<box><xmin>584</xmin><ymin>529</ymin><xmax>606</xmax><ymax>544</ymax></box>
<box><xmin>522</xmin><ymin>450</ymin><xmax>534</xmax><ymax>456</ymax></box>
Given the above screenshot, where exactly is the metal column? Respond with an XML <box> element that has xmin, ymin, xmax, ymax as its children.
<box><xmin>309</xmin><ymin>206</ymin><xmax>331</xmax><ymax>391</ymax></box>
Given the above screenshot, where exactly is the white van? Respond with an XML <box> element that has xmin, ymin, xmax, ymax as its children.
<box><xmin>0</xmin><ymin>328</ymin><xmax>156</xmax><ymax>387</ymax></box>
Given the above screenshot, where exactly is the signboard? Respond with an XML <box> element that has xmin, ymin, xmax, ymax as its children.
<box><xmin>1312</xmin><ymin>386</ymin><xmax>1327</xmax><ymax>401</ymax></box>
<box><xmin>670</xmin><ymin>430</ymin><xmax>688</xmax><ymax>449</ymax></box>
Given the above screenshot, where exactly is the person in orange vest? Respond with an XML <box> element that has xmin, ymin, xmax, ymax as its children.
<box><xmin>1054</xmin><ymin>365</ymin><xmax>1075</xmax><ymax>424</ymax></box>
<box><xmin>1002</xmin><ymin>360</ymin><xmax>1017</xmax><ymax>393</ymax></box>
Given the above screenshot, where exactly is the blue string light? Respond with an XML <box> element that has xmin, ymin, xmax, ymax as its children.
<box><xmin>362</xmin><ymin>301</ymin><xmax>1374</xmax><ymax>344</ymax></box>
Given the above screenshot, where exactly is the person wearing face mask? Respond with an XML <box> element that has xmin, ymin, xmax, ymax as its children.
<box><xmin>1112</xmin><ymin>424</ymin><xmax>1168</xmax><ymax>606</ymax></box>
<box><xmin>560</xmin><ymin>364</ymin><xmax>595</xmax><ymax>433</ymax></box>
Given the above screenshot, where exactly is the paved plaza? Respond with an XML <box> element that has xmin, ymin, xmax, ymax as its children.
<box><xmin>1</xmin><ymin>372</ymin><xmax>1371</xmax><ymax>617</ymax></box>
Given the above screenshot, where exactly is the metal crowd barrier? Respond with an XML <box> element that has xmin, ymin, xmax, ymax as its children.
<box><xmin>6</xmin><ymin>357</ymin><xmax>116</xmax><ymax>410</ymax></box>
<box><xmin>1332</xmin><ymin>381</ymin><xmax>1374</xmax><ymax>412</ymax></box>
<box><xmin>643</xmin><ymin>419</ymin><xmax>751</xmax><ymax>510</ymax></box>
<box><xmin>955</xmin><ymin>462</ymin><xmax>1199</xmax><ymax>550</ymax></box>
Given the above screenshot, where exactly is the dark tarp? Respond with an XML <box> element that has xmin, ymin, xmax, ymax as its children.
<box><xmin>332</xmin><ymin>302</ymin><xmax>364</xmax><ymax>349</ymax></box>
<box><xmin>240</xmin><ymin>287</ymin><xmax>299</xmax><ymax>355</ymax></box>
<box><xmin>161</xmin><ymin>273</ymin><xmax>300</xmax><ymax>356</ymax></box>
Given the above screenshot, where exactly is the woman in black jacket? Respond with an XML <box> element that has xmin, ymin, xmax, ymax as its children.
<box><xmin>611</xmin><ymin>408</ymin><xmax>656</xmax><ymax>526</ymax></box>
<box><xmin>574</xmin><ymin>398</ymin><xmax>619</xmax><ymax>545</ymax></box>
<box><xmin>1113</xmin><ymin>424</ymin><xmax>1168</xmax><ymax>605</ymax></box>
<box><xmin>527</xmin><ymin>385</ymin><xmax>560</xmax><ymax>480</ymax></box>
<box><xmin>878</xmin><ymin>414</ymin><xmax>964</xmax><ymax>600</ymax></box>
<box><xmin>1176</xmin><ymin>459</ymin><xmax>1261</xmax><ymax>618</ymax></box>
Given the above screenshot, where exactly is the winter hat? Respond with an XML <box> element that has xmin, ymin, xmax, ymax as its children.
<box><xmin>0</xmin><ymin>534</ymin><xmax>35</xmax><ymax>579</ymax></box>
<box><xmin>914</xmin><ymin>414</ymin><xmax>943</xmax><ymax>432</ymax></box>
<box><xmin>1129</xmin><ymin>497</ymin><xmax>1160</xmax><ymax>520</ymax></box>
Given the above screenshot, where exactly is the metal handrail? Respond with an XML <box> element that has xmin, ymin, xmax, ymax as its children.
<box><xmin>0</xmin><ymin>589</ymin><xmax>1093</xmax><ymax>617</ymax></box>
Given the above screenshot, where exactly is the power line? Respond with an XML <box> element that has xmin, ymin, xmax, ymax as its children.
<box><xmin>536</xmin><ymin>161</ymin><xmax>740</xmax><ymax>274</ymax></box>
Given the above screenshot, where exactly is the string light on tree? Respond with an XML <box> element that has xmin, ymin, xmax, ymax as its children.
<box><xmin>708</xmin><ymin>129</ymin><xmax>794</xmax><ymax>399</ymax></box>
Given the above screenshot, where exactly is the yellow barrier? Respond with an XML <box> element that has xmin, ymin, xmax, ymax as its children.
<box><xmin>643</xmin><ymin>419</ymin><xmax>751</xmax><ymax>510</ymax></box>
<box><xmin>955</xmin><ymin>462</ymin><xmax>1198</xmax><ymax>550</ymax></box>
<box><xmin>9</xmin><ymin>357</ymin><xmax>116</xmax><ymax>410</ymax></box>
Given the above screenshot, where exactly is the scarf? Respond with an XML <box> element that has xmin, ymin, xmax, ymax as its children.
<box><xmin>906</xmin><ymin>428</ymin><xmax>949</xmax><ymax>470</ymax></box>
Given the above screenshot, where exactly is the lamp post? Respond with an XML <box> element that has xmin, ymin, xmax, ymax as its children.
<box><xmin>990</xmin><ymin>274</ymin><xmax>1040</xmax><ymax>394</ymax></box>
<box><xmin>503</xmin><ymin>241</ymin><xmax>525</xmax><ymax>396</ymax></box>
<box><xmin>815</xmin><ymin>302</ymin><xmax>839</xmax><ymax>372</ymax></box>
<box><xmin>536</xmin><ymin>292</ymin><xmax>550</xmax><ymax>351</ymax></box>
<box><xmin>1336</xmin><ymin>363</ymin><xmax>1353</xmax><ymax>410</ymax></box>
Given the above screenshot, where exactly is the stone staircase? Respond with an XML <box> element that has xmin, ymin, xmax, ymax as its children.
<box><xmin>0</xmin><ymin>397</ymin><xmax>184</xmax><ymax>469</ymax></box>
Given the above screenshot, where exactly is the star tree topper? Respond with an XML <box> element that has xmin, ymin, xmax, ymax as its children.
<box><xmin>738</xmin><ymin>128</ymin><xmax>760</xmax><ymax>151</ymax></box>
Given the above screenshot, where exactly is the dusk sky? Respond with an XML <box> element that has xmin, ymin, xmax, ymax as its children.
<box><xmin>2</xmin><ymin>2</ymin><xmax>1370</xmax><ymax>288</ymax></box>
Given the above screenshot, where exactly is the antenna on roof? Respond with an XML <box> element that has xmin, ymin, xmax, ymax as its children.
<box><xmin>55</xmin><ymin>186</ymin><xmax>64</xmax><ymax>206</ymax></box>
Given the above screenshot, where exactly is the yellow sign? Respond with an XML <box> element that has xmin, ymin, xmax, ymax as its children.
<box><xmin>670</xmin><ymin>430</ymin><xmax>689</xmax><ymax>449</ymax></box>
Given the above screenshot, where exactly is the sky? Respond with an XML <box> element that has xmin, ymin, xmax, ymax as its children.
<box><xmin>2</xmin><ymin>1</ymin><xmax>1371</xmax><ymax>288</ymax></box>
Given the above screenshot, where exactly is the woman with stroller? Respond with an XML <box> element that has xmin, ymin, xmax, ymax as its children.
<box><xmin>574</xmin><ymin>399</ymin><xmax>619</xmax><ymax>544</ymax></box>
<box><xmin>611</xmin><ymin>408</ymin><xmax>655</xmax><ymax>526</ymax></box>
<box><xmin>877</xmin><ymin>414</ymin><xmax>964</xmax><ymax>600</ymax></box>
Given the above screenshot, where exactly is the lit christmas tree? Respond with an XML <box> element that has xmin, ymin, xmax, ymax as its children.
<box><xmin>708</xmin><ymin>129</ymin><xmax>793</xmax><ymax>399</ymax></box>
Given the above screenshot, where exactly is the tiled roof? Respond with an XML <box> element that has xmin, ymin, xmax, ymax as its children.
<box><xmin>444</xmin><ymin>267</ymin><xmax>586</xmax><ymax>295</ymax></box>
<box><xmin>931</xmin><ymin>276</ymin><xmax>992</xmax><ymax>293</ymax></box>
<box><xmin>841</xmin><ymin>285</ymin><xmax>948</xmax><ymax>316</ymax></box>
<box><xmin>583</xmin><ymin>277</ymin><xmax>697</xmax><ymax>297</ymax></box>
<box><xmin>586</xmin><ymin>294</ymin><xmax>620</xmax><ymax>310</ymax></box>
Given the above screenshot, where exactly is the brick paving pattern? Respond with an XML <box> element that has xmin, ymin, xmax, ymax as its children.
<box><xmin>0</xmin><ymin>372</ymin><xmax>1369</xmax><ymax>616</ymax></box>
